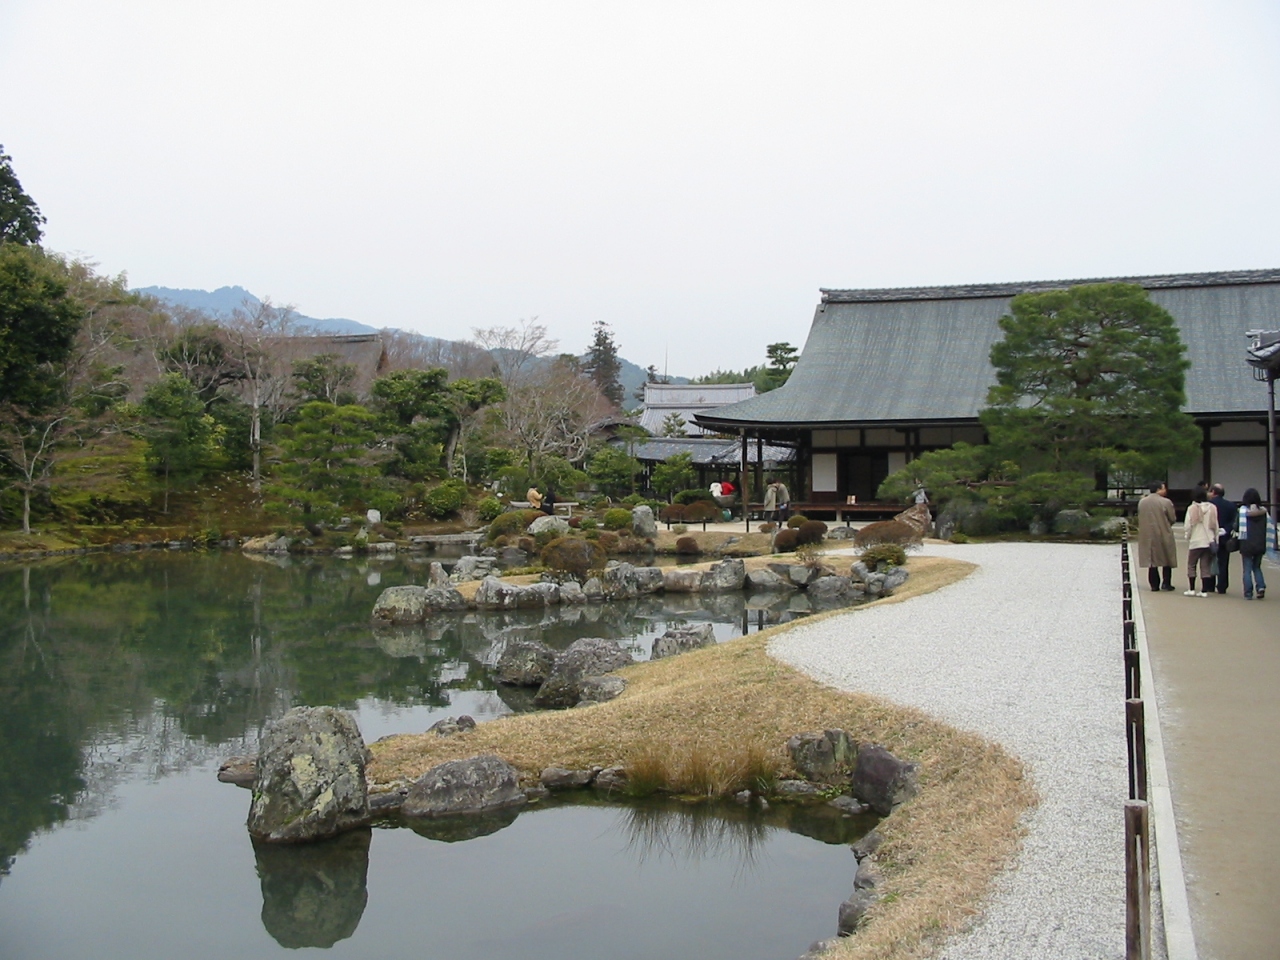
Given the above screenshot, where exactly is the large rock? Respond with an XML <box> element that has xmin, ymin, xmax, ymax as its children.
<box><xmin>248</xmin><ymin>706</ymin><xmax>370</xmax><ymax>843</ymax></box>
<box><xmin>529</xmin><ymin>514</ymin><xmax>571</xmax><ymax>536</ymax></box>
<box><xmin>254</xmin><ymin>828</ymin><xmax>370</xmax><ymax>948</ymax></box>
<box><xmin>218</xmin><ymin>755</ymin><xmax>257</xmax><ymax>787</ymax></box>
<box><xmin>894</xmin><ymin>501</ymin><xmax>932</xmax><ymax>536</ymax></box>
<box><xmin>450</xmin><ymin>555</ymin><xmax>497</xmax><ymax>582</ymax></box>
<box><xmin>427</xmin><ymin>561</ymin><xmax>450</xmax><ymax>585</ymax></box>
<box><xmin>662</xmin><ymin>568</ymin><xmax>704</xmax><ymax>593</ymax></box>
<box><xmin>374</xmin><ymin>584</ymin><xmax>458</xmax><ymax>621</ymax></box>
<box><xmin>851</xmin><ymin>743</ymin><xmax>919</xmax><ymax>816</ymax></box>
<box><xmin>577</xmin><ymin>674</ymin><xmax>627</xmax><ymax>704</ymax></box>
<box><xmin>540</xmin><ymin>767</ymin><xmax>597</xmax><ymax>790</ymax></box>
<box><xmin>807</xmin><ymin>576</ymin><xmax>857</xmax><ymax>605</ymax></box>
<box><xmin>650</xmin><ymin>623</ymin><xmax>716</xmax><ymax>660</ymax></box>
<box><xmin>701</xmin><ymin>558</ymin><xmax>746</xmax><ymax>593</ymax></box>
<box><xmin>602</xmin><ymin>562</ymin><xmax>640</xmax><ymax>600</ymax></box>
<box><xmin>747</xmin><ymin>568</ymin><xmax>796</xmax><ymax>591</ymax></box>
<box><xmin>243</xmin><ymin>534</ymin><xmax>291</xmax><ymax>554</ymax></box>
<box><xmin>535</xmin><ymin>637</ymin><xmax>634</xmax><ymax>708</ymax></box>
<box><xmin>559</xmin><ymin>580</ymin><xmax>587</xmax><ymax>604</ymax></box>
<box><xmin>633</xmin><ymin>566</ymin><xmax>664</xmax><ymax>594</ymax></box>
<box><xmin>517</xmin><ymin>581</ymin><xmax>560</xmax><ymax>607</ymax></box>
<box><xmin>881</xmin><ymin>567</ymin><xmax>909</xmax><ymax>593</ymax></box>
<box><xmin>1054</xmin><ymin>508</ymin><xmax>1093</xmax><ymax>536</ymax></box>
<box><xmin>428</xmin><ymin>715</ymin><xmax>477</xmax><ymax>737</ymax></box>
<box><xmin>495</xmin><ymin>639</ymin><xmax>557</xmax><ymax>686</ymax></box>
<box><xmin>788</xmin><ymin>729</ymin><xmax>857</xmax><ymax>783</ymax></box>
<box><xmin>474</xmin><ymin>577</ymin><xmax>521</xmax><ymax>609</ymax></box>
<box><xmin>401</xmin><ymin>754</ymin><xmax>527</xmax><ymax>818</ymax></box>
<box><xmin>837</xmin><ymin>889</ymin><xmax>878</xmax><ymax>935</ymax></box>
<box><xmin>582</xmin><ymin>577</ymin><xmax>604</xmax><ymax>601</ymax></box>
<box><xmin>631</xmin><ymin>505</ymin><xmax>657</xmax><ymax>539</ymax></box>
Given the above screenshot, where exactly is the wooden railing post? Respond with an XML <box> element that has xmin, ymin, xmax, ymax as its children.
<box><xmin>1125</xmin><ymin>799</ymin><xmax>1152</xmax><ymax>960</ymax></box>
<box><xmin>1124</xmin><ymin>647</ymin><xmax>1141</xmax><ymax>700</ymax></box>
<box><xmin>1126</xmin><ymin>698</ymin><xmax>1148</xmax><ymax>801</ymax></box>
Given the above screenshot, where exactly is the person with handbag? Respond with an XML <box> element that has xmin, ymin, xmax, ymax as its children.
<box><xmin>1208</xmin><ymin>483</ymin><xmax>1238</xmax><ymax>593</ymax></box>
<box><xmin>1238</xmin><ymin>487</ymin><xmax>1268</xmax><ymax>600</ymax></box>
<box><xmin>1184</xmin><ymin>489</ymin><xmax>1220</xmax><ymax>597</ymax></box>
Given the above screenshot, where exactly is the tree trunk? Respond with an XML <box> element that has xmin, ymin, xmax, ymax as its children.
<box><xmin>250</xmin><ymin>394</ymin><xmax>262</xmax><ymax>493</ymax></box>
<box><xmin>22</xmin><ymin>489</ymin><xmax>30</xmax><ymax>535</ymax></box>
<box><xmin>162</xmin><ymin>464</ymin><xmax>170</xmax><ymax>514</ymax></box>
<box><xmin>444</xmin><ymin>425</ymin><xmax>461</xmax><ymax>476</ymax></box>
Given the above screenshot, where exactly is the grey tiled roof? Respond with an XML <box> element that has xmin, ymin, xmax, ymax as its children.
<box><xmin>697</xmin><ymin>270</ymin><xmax>1278</xmax><ymax>429</ymax></box>
<box><xmin>619</xmin><ymin>437</ymin><xmax>796</xmax><ymax>466</ymax></box>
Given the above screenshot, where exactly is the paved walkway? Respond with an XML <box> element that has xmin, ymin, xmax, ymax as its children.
<box><xmin>1138</xmin><ymin>540</ymin><xmax>1280</xmax><ymax>960</ymax></box>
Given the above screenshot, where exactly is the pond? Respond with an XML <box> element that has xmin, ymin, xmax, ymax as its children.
<box><xmin>0</xmin><ymin>552</ymin><xmax>869</xmax><ymax>959</ymax></box>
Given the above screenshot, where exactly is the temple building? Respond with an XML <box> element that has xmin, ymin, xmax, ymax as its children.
<box><xmin>694</xmin><ymin>269</ymin><xmax>1278</xmax><ymax>517</ymax></box>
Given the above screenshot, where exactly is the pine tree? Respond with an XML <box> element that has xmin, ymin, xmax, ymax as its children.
<box><xmin>0</xmin><ymin>145</ymin><xmax>45</xmax><ymax>245</ymax></box>
<box><xmin>584</xmin><ymin>320</ymin><xmax>624</xmax><ymax>407</ymax></box>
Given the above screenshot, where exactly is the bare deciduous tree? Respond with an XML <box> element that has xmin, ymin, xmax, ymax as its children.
<box><xmin>498</xmin><ymin>358</ymin><xmax>613</xmax><ymax>470</ymax></box>
<box><xmin>472</xmin><ymin>317</ymin><xmax>558</xmax><ymax>389</ymax></box>
<box><xmin>223</xmin><ymin>297</ymin><xmax>298</xmax><ymax>492</ymax></box>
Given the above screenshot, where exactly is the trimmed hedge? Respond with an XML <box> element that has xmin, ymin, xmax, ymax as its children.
<box><xmin>675</xmin><ymin>536</ymin><xmax>701</xmax><ymax>555</ymax></box>
<box><xmin>674</xmin><ymin>488</ymin><xmax>717</xmax><ymax>505</ymax></box>
<box><xmin>773</xmin><ymin>528</ymin><xmax>799</xmax><ymax>552</ymax></box>
<box><xmin>487</xmin><ymin>508</ymin><xmax>543</xmax><ymax>540</ymax></box>
<box><xmin>541</xmin><ymin>537</ymin><xmax>606</xmax><ymax>581</ymax></box>
<box><xmin>602</xmin><ymin>507</ymin><xmax>633</xmax><ymax>530</ymax></box>
<box><xmin>795</xmin><ymin>520</ymin><xmax>828</xmax><ymax>545</ymax></box>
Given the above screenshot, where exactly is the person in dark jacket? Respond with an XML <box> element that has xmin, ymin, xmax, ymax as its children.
<box><xmin>1238</xmin><ymin>487</ymin><xmax>1268</xmax><ymax>600</ymax></box>
<box><xmin>1208</xmin><ymin>483</ymin><xmax>1237</xmax><ymax>593</ymax></box>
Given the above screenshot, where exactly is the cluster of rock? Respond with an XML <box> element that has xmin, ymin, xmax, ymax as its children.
<box><xmin>495</xmin><ymin>636</ymin><xmax>635</xmax><ymax>708</ymax></box>
<box><xmin>372</xmin><ymin>553</ymin><xmax>909</xmax><ymax>623</ymax></box>
<box><xmin>935</xmin><ymin>501</ymin><xmax>1128</xmax><ymax>539</ymax></box>
<box><xmin>769</xmin><ymin>728</ymin><xmax>920</xmax><ymax>951</ymax></box>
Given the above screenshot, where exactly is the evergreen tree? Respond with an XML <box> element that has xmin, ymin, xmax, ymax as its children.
<box><xmin>138</xmin><ymin>373</ymin><xmax>224</xmax><ymax>513</ymax></box>
<box><xmin>583</xmin><ymin>320</ymin><xmax>624</xmax><ymax>407</ymax></box>
<box><xmin>980</xmin><ymin>282</ymin><xmax>1200</xmax><ymax>478</ymax></box>
<box><xmin>0</xmin><ymin>145</ymin><xmax>45</xmax><ymax>246</ymax></box>
<box><xmin>0</xmin><ymin>245</ymin><xmax>84</xmax><ymax>410</ymax></box>
<box><xmin>267</xmin><ymin>401</ymin><xmax>388</xmax><ymax>520</ymax></box>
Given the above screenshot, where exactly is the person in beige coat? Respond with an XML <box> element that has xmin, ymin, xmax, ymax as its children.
<box><xmin>1183</xmin><ymin>489</ymin><xmax>1220</xmax><ymax>597</ymax></box>
<box><xmin>1137</xmin><ymin>481</ymin><xmax>1177</xmax><ymax>591</ymax></box>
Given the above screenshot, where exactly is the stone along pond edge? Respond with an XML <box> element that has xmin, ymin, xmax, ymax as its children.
<box><xmin>226</xmin><ymin>556</ymin><xmax>1035</xmax><ymax>960</ymax></box>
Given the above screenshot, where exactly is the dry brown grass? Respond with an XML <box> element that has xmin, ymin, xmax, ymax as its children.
<box><xmin>370</xmin><ymin>554</ymin><xmax>1034</xmax><ymax>960</ymax></box>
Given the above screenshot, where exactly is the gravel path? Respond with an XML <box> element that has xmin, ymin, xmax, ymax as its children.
<box><xmin>770</xmin><ymin>542</ymin><xmax>1126</xmax><ymax>960</ymax></box>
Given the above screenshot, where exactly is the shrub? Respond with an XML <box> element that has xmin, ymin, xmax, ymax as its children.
<box><xmin>596</xmin><ymin>530</ymin><xmax>621</xmax><ymax>553</ymax></box>
<box><xmin>533</xmin><ymin>529</ymin><xmax>559</xmax><ymax>550</ymax></box>
<box><xmin>476</xmin><ymin>496</ymin><xmax>504</xmax><ymax>522</ymax></box>
<box><xmin>853</xmin><ymin>519</ymin><xmax>922</xmax><ymax>548</ymax></box>
<box><xmin>682</xmin><ymin>500</ymin><xmax>720</xmax><ymax>529</ymax></box>
<box><xmin>603</xmin><ymin>507</ymin><xmax>632</xmax><ymax>530</ymax></box>
<box><xmin>671</xmin><ymin>523</ymin><xmax>688</xmax><ymax>534</ymax></box>
<box><xmin>579</xmin><ymin>516</ymin><xmax>598</xmax><ymax>530</ymax></box>
<box><xmin>675</xmin><ymin>536</ymin><xmax>701</xmax><ymax>555</ymax></box>
<box><xmin>540</xmin><ymin>536</ymin><xmax>606</xmax><ymax>582</ymax></box>
<box><xmin>516</xmin><ymin>536</ymin><xmax>536</xmax><ymax>554</ymax></box>
<box><xmin>861</xmin><ymin>542</ymin><xmax>907</xmax><ymax>569</ymax></box>
<box><xmin>949</xmin><ymin>531</ymin><xmax>971</xmax><ymax>543</ymax></box>
<box><xmin>675</xmin><ymin>488</ymin><xmax>716</xmax><ymax>505</ymax></box>
<box><xmin>487</xmin><ymin>508</ymin><xmax>542</xmax><ymax>540</ymax></box>
<box><xmin>583</xmin><ymin>528</ymin><xmax>601</xmax><ymax>540</ymax></box>
<box><xmin>773</xmin><ymin>528</ymin><xmax>799</xmax><ymax>552</ymax></box>
<box><xmin>795</xmin><ymin>520</ymin><xmax>828</xmax><ymax>545</ymax></box>
<box><xmin>786</xmin><ymin>513</ymin><xmax>809</xmax><ymax>529</ymax></box>
<box><xmin>423</xmin><ymin>478</ymin><xmax>468</xmax><ymax>518</ymax></box>
<box><xmin>758</xmin><ymin>521</ymin><xmax>776</xmax><ymax>534</ymax></box>
<box><xmin>659</xmin><ymin>504</ymin><xmax>685</xmax><ymax>525</ymax></box>
<box><xmin>621</xmin><ymin>493</ymin><xmax>645</xmax><ymax>506</ymax></box>
<box><xmin>567</xmin><ymin>516</ymin><xmax>581</xmax><ymax>528</ymax></box>
<box><xmin>617</xmin><ymin>535</ymin><xmax>649</xmax><ymax>554</ymax></box>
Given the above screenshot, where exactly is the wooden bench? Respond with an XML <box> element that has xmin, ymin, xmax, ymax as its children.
<box><xmin>787</xmin><ymin>501</ymin><xmax>903</xmax><ymax>523</ymax></box>
<box><xmin>507</xmin><ymin>501</ymin><xmax>580</xmax><ymax>517</ymax></box>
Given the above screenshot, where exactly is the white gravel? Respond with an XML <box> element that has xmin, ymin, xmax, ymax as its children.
<box><xmin>770</xmin><ymin>542</ymin><xmax>1127</xmax><ymax>960</ymax></box>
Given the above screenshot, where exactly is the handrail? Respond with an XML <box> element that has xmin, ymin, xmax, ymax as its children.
<box><xmin>1120</xmin><ymin>530</ymin><xmax>1152</xmax><ymax>960</ymax></box>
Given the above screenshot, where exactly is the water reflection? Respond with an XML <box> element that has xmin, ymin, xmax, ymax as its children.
<box><xmin>0</xmin><ymin>552</ymin><xmax>853</xmax><ymax>876</ymax></box>
<box><xmin>254</xmin><ymin>828</ymin><xmax>371</xmax><ymax>948</ymax></box>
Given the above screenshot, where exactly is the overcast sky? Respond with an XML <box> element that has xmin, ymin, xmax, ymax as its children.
<box><xmin>3</xmin><ymin>1</ymin><xmax>1279</xmax><ymax>373</ymax></box>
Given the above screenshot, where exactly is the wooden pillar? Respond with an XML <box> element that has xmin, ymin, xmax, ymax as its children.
<box><xmin>755</xmin><ymin>435</ymin><xmax>764</xmax><ymax>511</ymax></box>
<box><xmin>740</xmin><ymin>430</ymin><xmax>749</xmax><ymax>532</ymax></box>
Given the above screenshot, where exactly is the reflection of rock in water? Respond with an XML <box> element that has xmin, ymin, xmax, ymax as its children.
<box><xmin>373</xmin><ymin>625</ymin><xmax>428</xmax><ymax>660</ymax></box>
<box><xmin>782</xmin><ymin>803</ymin><xmax>878</xmax><ymax>846</ymax></box>
<box><xmin>406</xmin><ymin>806</ymin><xmax>521</xmax><ymax>843</ymax></box>
<box><xmin>255</xmin><ymin>828</ymin><xmax>371</xmax><ymax>948</ymax></box>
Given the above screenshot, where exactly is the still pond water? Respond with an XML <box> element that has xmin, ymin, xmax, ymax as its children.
<box><xmin>0</xmin><ymin>551</ymin><xmax>869</xmax><ymax>959</ymax></box>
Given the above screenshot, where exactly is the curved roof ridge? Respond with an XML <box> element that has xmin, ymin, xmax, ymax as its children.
<box><xmin>821</xmin><ymin>268</ymin><xmax>1280</xmax><ymax>304</ymax></box>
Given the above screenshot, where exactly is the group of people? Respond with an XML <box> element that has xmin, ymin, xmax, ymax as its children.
<box><xmin>525</xmin><ymin>486</ymin><xmax>555</xmax><ymax>514</ymax></box>
<box><xmin>1138</xmin><ymin>480</ymin><xmax>1270</xmax><ymax>599</ymax></box>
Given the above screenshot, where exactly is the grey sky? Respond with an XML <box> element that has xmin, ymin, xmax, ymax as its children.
<box><xmin>3</xmin><ymin>1</ymin><xmax>1278</xmax><ymax>373</ymax></box>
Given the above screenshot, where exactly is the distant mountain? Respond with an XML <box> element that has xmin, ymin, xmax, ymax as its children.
<box><xmin>134</xmin><ymin>285</ymin><xmax>691</xmax><ymax>396</ymax></box>
<box><xmin>135</xmin><ymin>285</ymin><xmax>377</xmax><ymax>336</ymax></box>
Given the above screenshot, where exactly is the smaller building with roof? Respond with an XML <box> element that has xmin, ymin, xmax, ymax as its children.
<box><xmin>637</xmin><ymin>382</ymin><xmax>757</xmax><ymax>437</ymax></box>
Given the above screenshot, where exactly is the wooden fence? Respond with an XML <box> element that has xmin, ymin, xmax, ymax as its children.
<box><xmin>1120</xmin><ymin>533</ymin><xmax>1152</xmax><ymax>960</ymax></box>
